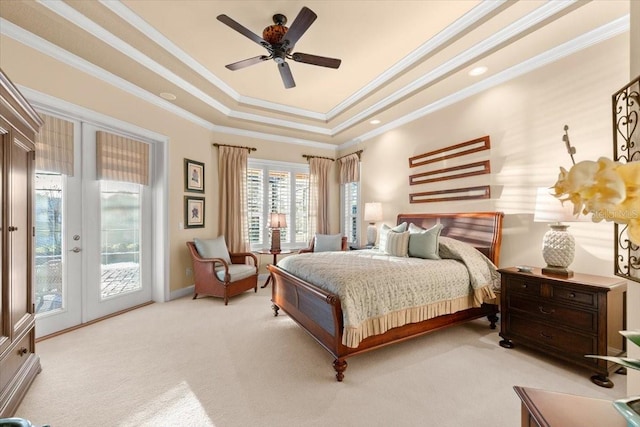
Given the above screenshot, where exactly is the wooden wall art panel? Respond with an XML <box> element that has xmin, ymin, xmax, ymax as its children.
<box><xmin>408</xmin><ymin>136</ymin><xmax>490</xmax><ymax>168</ymax></box>
<box><xmin>409</xmin><ymin>185</ymin><xmax>491</xmax><ymax>204</ymax></box>
<box><xmin>409</xmin><ymin>160</ymin><xmax>490</xmax><ymax>185</ymax></box>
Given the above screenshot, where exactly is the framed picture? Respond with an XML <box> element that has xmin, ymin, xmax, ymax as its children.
<box><xmin>184</xmin><ymin>196</ymin><xmax>205</xmax><ymax>228</ymax></box>
<box><xmin>184</xmin><ymin>158</ymin><xmax>204</xmax><ymax>193</ymax></box>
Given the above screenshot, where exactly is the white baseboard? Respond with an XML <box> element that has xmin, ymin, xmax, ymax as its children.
<box><xmin>170</xmin><ymin>284</ymin><xmax>194</xmax><ymax>300</ymax></box>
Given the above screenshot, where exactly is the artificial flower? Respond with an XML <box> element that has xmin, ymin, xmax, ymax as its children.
<box><xmin>552</xmin><ymin>157</ymin><xmax>640</xmax><ymax>245</ymax></box>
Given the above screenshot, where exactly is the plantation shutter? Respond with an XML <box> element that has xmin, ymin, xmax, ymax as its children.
<box><xmin>269</xmin><ymin>170</ymin><xmax>291</xmax><ymax>242</ymax></box>
<box><xmin>247</xmin><ymin>167</ymin><xmax>264</xmax><ymax>245</ymax></box>
<box><xmin>35</xmin><ymin>113</ymin><xmax>74</xmax><ymax>175</ymax></box>
<box><xmin>96</xmin><ymin>131</ymin><xmax>149</xmax><ymax>185</ymax></box>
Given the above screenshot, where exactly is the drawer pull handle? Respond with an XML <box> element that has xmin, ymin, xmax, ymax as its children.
<box><xmin>538</xmin><ymin>306</ymin><xmax>555</xmax><ymax>315</ymax></box>
<box><xmin>17</xmin><ymin>347</ymin><xmax>28</xmax><ymax>356</ymax></box>
<box><xmin>539</xmin><ymin>332</ymin><xmax>553</xmax><ymax>339</ymax></box>
<box><xmin>569</xmin><ymin>292</ymin><xmax>576</xmax><ymax>298</ymax></box>
<box><xmin>521</xmin><ymin>284</ymin><xmax>528</xmax><ymax>289</ymax></box>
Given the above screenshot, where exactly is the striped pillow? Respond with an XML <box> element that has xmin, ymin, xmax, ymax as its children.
<box><xmin>385</xmin><ymin>231</ymin><xmax>410</xmax><ymax>257</ymax></box>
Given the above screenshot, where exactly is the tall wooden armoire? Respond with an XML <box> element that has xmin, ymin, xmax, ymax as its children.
<box><xmin>0</xmin><ymin>68</ymin><xmax>43</xmax><ymax>416</ymax></box>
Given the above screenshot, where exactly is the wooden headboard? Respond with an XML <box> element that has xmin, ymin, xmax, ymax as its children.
<box><xmin>396</xmin><ymin>212</ymin><xmax>504</xmax><ymax>266</ymax></box>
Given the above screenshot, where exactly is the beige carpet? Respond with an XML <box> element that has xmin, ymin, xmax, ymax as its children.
<box><xmin>16</xmin><ymin>290</ymin><xmax>625</xmax><ymax>427</ymax></box>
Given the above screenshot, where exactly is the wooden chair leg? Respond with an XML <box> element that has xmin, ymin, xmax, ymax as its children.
<box><xmin>192</xmin><ymin>293</ymin><xmax>198</xmax><ymax>300</ymax></box>
<box><xmin>224</xmin><ymin>287</ymin><xmax>229</xmax><ymax>306</ymax></box>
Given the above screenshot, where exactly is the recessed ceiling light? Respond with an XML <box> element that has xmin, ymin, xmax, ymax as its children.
<box><xmin>160</xmin><ymin>92</ymin><xmax>177</xmax><ymax>100</ymax></box>
<box><xmin>468</xmin><ymin>66</ymin><xmax>488</xmax><ymax>77</ymax></box>
<box><xmin>369</xmin><ymin>119</ymin><xmax>381</xmax><ymax>125</ymax></box>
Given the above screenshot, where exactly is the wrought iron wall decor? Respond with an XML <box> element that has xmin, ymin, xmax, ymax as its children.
<box><xmin>613</xmin><ymin>74</ymin><xmax>639</xmax><ymax>282</ymax></box>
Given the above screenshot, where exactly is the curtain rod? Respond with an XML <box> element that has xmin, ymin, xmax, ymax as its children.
<box><xmin>213</xmin><ymin>143</ymin><xmax>257</xmax><ymax>152</ymax></box>
<box><xmin>336</xmin><ymin>150</ymin><xmax>363</xmax><ymax>161</ymax></box>
<box><xmin>302</xmin><ymin>154</ymin><xmax>334</xmax><ymax>161</ymax></box>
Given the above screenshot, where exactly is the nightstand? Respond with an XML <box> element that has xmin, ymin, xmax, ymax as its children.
<box><xmin>498</xmin><ymin>267</ymin><xmax>626</xmax><ymax>388</ymax></box>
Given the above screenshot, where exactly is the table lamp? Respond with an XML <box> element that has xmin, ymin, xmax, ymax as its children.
<box><xmin>364</xmin><ymin>202</ymin><xmax>383</xmax><ymax>246</ymax></box>
<box><xmin>269</xmin><ymin>213</ymin><xmax>287</xmax><ymax>253</ymax></box>
<box><xmin>533</xmin><ymin>187</ymin><xmax>587</xmax><ymax>277</ymax></box>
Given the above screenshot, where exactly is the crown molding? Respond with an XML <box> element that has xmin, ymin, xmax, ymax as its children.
<box><xmin>339</xmin><ymin>15</ymin><xmax>630</xmax><ymax>150</ymax></box>
<box><xmin>331</xmin><ymin>0</ymin><xmax>580</xmax><ymax>135</ymax></box>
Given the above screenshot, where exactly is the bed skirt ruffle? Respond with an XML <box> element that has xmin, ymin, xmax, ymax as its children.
<box><xmin>342</xmin><ymin>285</ymin><xmax>496</xmax><ymax>348</ymax></box>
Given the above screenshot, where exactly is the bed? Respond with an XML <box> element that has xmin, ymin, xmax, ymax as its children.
<box><xmin>267</xmin><ymin>212</ymin><xmax>504</xmax><ymax>381</ymax></box>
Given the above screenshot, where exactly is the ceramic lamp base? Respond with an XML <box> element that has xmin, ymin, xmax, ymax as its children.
<box><xmin>541</xmin><ymin>223</ymin><xmax>575</xmax><ymax>276</ymax></box>
<box><xmin>366</xmin><ymin>223</ymin><xmax>377</xmax><ymax>246</ymax></box>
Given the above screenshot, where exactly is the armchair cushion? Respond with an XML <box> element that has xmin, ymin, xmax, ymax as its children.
<box><xmin>314</xmin><ymin>233</ymin><xmax>343</xmax><ymax>252</ymax></box>
<box><xmin>215</xmin><ymin>264</ymin><xmax>257</xmax><ymax>282</ymax></box>
<box><xmin>194</xmin><ymin>236</ymin><xmax>231</xmax><ymax>263</ymax></box>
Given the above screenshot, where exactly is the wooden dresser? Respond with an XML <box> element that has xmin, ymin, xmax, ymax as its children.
<box><xmin>514</xmin><ymin>386</ymin><xmax>625</xmax><ymax>427</ymax></box>
<box><xmin>0</xmin><ymin>68</ymin><xmax>43</xmax><ymax>416</ymax></box>
<box><xmin>499</xmin><ymin>267</ymin><xmax>626</xmax><ymax>387</ymax></box>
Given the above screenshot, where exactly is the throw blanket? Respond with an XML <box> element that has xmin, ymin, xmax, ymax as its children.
<box><xmin>277</xmin><ymin>236</ymin><xmax>499</xmax><ymax>348</ymax></box>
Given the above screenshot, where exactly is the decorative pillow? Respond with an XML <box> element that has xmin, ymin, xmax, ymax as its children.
<box><xmin>314</xmin><ymin>234</ymin><xmax>342</xmax><ymax>252</ymax></box>
<box><xmin>408</xmin><ymin>222</ymin><xmax>425</xmax><ymax>233</ymax></box>
<box><xmin>408</xmin><ymin>223</ymin><xmax>443</xmax><ymax>260</ymax></box>
<box><xmin>194</xmin><ymin>236</ymin><xmax>231</xmax><ymax>263</ymax></box>
<box><xmin>378</xmin><ymin>222</ymin><xmax>407</xmax><ymax>250</ymax></box>
<box><xmin>385</xmin><ymin>231</ymin><xmax>410</xmax><ymax>257</ymax></box>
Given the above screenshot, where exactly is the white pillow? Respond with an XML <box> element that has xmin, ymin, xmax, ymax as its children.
<box><xmin>408</xmin><ymin>223</ymin><xmax>443</xmax><ymax>259</ymax></box>
<box><xmin>194</xmin><ymin>236</ymin><xmax>231</xmax><ymax>263</ymax></box>
<box><xmin>378</xmin><ymin>222</ymin><xmax>407</xmax><ymax>250</ymax></box>
<box><xmin>314</xmin><ymin>234</ymin><xmax>342</xmax><ymax>252</ymax></box>
<box><xmin>385</xmin><ymin>231</ymin><xmax>410</xmax><ymax>257</ymax></box>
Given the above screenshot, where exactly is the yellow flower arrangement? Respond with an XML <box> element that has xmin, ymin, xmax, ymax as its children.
<box><xmin>552</xmin><ymin>157</ymin><xmax>640</xmax><ymax>244</ymax></box>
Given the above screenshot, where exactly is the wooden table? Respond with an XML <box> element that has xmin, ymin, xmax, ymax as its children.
<box><xmin>514</xmin><ymin>386</ymin><xmax>626</xmax><ymax>427</ymax></box>
<box><xmin>257</xmin><ymin>249</ymin><xmax>292</xmax><ymax>288</ymax></box>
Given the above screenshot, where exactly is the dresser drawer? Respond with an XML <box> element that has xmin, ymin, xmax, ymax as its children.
<box><xmin>0</xmin><ymin>334</ymin><xmax>33</xmax><ymax>394</ymax></box>
<box><xmin>505</xmin><ymin>277</ymin><xmax>540</xmax><ymax>297</ymax></box>
<box><xmin>508</xmin><ymin>296</ymin><xmax>596</xmax><ymax>332</ymax></box>
<box><xmin>551</xmin><ymin>285</ymin><xmax>597</xmax><ymax>308</ymax></box>
<box><xmin>509</xmin><ymin>315</ymin><xmax>596</xmax><ymax>357</ymax></box>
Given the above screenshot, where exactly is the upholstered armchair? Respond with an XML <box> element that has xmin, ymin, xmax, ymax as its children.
<box><xmin>299</xmin><ymin>234</ymin><xmax>348</xmax><ymax>253</ymax></box>
<box><xmin>186</xmin><ymin>236</ymin><xmax>258</xmax><ymax>305</ymax></box>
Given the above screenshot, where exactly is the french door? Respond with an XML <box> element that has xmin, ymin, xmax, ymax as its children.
<box><xmin>34</xmin><ymin>121</ymin><xmax>152</xmax><ymax>338</ymax></box>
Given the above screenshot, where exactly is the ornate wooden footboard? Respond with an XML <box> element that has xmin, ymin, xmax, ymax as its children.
<box><xmin>268</xmin><ymin>211</ymin><xmax>504</xmax><ymax>381</ymax></box>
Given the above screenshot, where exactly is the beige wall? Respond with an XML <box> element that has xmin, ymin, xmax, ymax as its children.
<box><xmin>356</xmin><ymin>33</ymin><xmax>629</xmax><ymax>278</ymax></box>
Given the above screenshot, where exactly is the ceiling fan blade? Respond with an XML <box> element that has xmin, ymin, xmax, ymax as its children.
<box><xmin>281</xmin><ymin>7</ymin><xmax>316</xmax><ymax>48</ymax></box>
<box><xmin>291</xmin><ymin>53</ymin><xmax>341</xmax><ymax>69</ymax></box>
<box><xmin>278</xmin><ymin>62</ymin><xmax>296</xmax><ymax>89</ymax></box>
<box><xmin>225</xmin><ymin>55</ymin><xmax>270</xmax><ymax>71</ymax></box>
<box><xmin>217</xmin><ymin>14</ymin><xmax>268</xmax><ymax>47</ymax></box>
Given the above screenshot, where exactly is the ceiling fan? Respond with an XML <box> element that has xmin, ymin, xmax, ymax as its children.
<box><xmin>216</xmin><ymin>6</ymin><xmax>342</xmax><ymax>89</ymax></box>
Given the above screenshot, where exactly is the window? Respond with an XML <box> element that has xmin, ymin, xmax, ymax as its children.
<box><xmin>341</xmin><ymin>182</ymin><xmax>360</xmax><ymax>244</ymax></box>
<box><xmin>248</xmin><ymin>159</ymin><xmax>310</xmax><ymax>250</ymax></box>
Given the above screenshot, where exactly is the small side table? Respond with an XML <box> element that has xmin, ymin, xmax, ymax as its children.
<box><xmin>514</xmin><ymin>386</ymin><xmax>625</xmax><ymax>426</ymax></box>
<box><xmin>257</xmin><ymin>249</ymin><xmax>292</xmax><ymax>288</ymax></box>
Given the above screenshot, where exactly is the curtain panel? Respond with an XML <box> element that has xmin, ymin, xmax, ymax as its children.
<box><xmin>218</xmin><ymin>146</ymin><xmax>249</xmax><ymax>252</ymax></box>
<box><xmin>96</xmin><ymin>131</ymin><xmax>149</xmax><ymax>185</ymax></box>
<box><xmin>338</xmin><ymin>153</ymin><xmax>360</xmax><ymax>184</ymax></box>
<box><xmin>309</xmin><ymin>157</ymin><xmax>332</xmax><ymax>234</ymax></box>
<box><xmin>35</xmin><ymin>113</ymin><xmax>74</xmax><ymax>175</ymax></box>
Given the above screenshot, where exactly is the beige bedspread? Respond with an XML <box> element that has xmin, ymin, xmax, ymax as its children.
<box><xmin>277</xmin><ymin>237</ymin><xmax>500</xmax><ymax>348</ymax></box>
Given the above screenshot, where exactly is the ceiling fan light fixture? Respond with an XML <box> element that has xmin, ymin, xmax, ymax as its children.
<box><xmin>263</xmin><ymin>13</ymin><xmax>288</xmax><ymax>45</ymax></box>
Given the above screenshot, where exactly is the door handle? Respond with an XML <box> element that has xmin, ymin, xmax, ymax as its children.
<box><xmin>70</xmin><ymin>247</ymin><xmax>82</xmax><ymax>253</ymax></box>
<box><xmin>7</xmin><ymin>226</ymin><xmax>18</xmax><ymax>232</ymax></box>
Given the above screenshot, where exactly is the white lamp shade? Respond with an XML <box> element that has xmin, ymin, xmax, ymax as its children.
<box><xmin>533</xmin><ymin>187</ymin><xmax>586</xmax><ymax>223</ymax></box>
<box><xmin>269</xmin><ymin>213</ymin><xmax>287</xmax><ymax>228</ymax></box>
<box><xmin>364</xmin><ymin>202</ymin><xmax>383</xmax><ymax>222</ymax></box>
